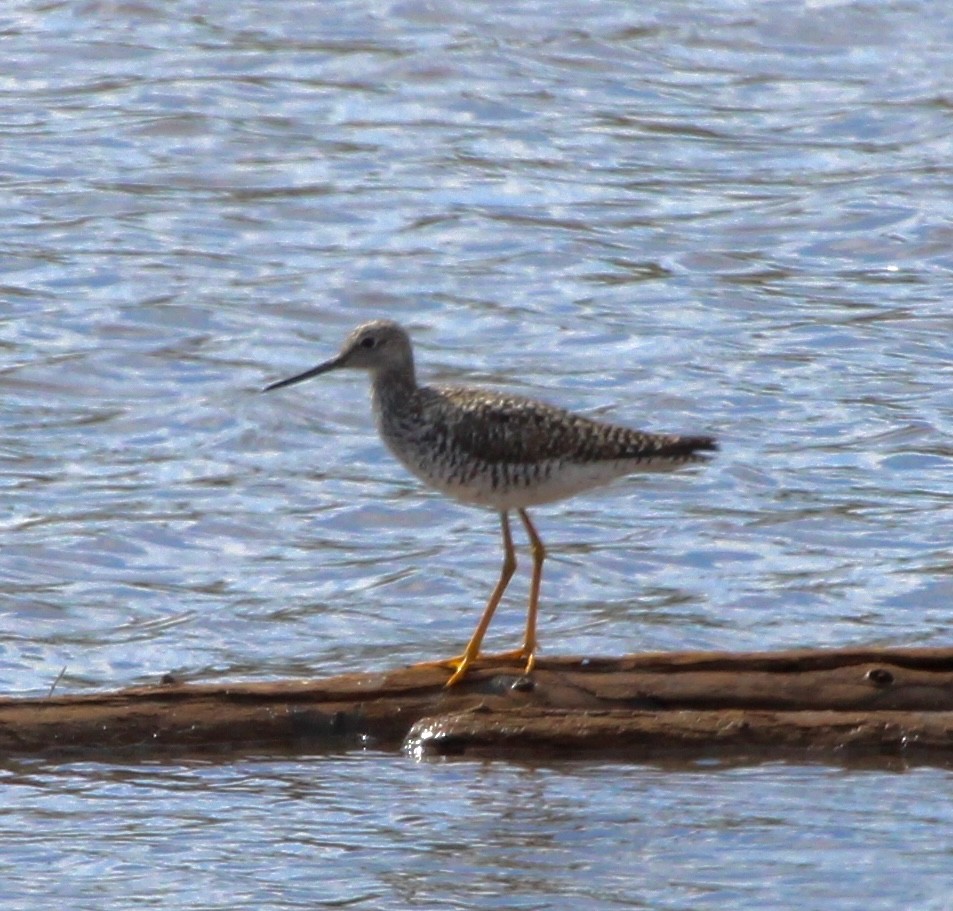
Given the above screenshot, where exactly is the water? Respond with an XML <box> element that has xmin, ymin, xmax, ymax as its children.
<box><xmin>2</xmin><ymin>0</ymin><xmax>953</xmax><ymax>907</ymax></box>
<box><xmin>2</xmin><ymin>756</ymin><xmax>953</xmax><ymax>909</ymax></box>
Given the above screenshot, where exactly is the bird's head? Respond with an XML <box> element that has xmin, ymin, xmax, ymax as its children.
<box><xmin>264</xmin><ymin>319</ymin><xmax>415</xmax><ymax>391</ymax></box>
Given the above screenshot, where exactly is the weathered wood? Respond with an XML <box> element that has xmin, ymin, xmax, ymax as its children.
<box><xmin>407</xmin><ymin>709</ymin><xmax>953</xmax><ymax>762</ymax></box>
<box><xmin>3</xmin><ymin>647</ymin><xmax>953</xmax><ymax>762</ymax></box>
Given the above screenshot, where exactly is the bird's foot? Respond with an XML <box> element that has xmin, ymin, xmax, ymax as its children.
<box><xmin>411</xmin><ymin>649</ymin><xmax>535</xmax><ymax>687</ymax></box>
<box><xmin>411</xmin><ymin>654</ymin><xmax>468</xmax><ymax>672</ymax></box>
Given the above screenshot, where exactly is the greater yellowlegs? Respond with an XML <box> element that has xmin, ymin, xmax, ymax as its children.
<box><xmin>265</xmin><ymin>320</ymin><xmax>716</xmax><ymax>686</ymax></box>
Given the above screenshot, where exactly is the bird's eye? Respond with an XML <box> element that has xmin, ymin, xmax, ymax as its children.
<box><xmin>360</xmin><ymin>336</ymin><xmax>376</xmax><ymax>349</ymax></box>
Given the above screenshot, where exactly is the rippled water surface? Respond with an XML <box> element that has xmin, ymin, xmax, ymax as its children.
<box><xmin>3</xmin><ymin>0</ymin><xmax>953</xmax><ymax>908</ymax></box>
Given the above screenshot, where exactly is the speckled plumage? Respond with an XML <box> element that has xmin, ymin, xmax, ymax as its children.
<box><xmin>375</xmin><ymin>382</ymin><xmax>714</xmax><ymax>511</ymax></box>
<box><xmin>265</xmin><ymin>319</ymin><xmax>717</xmax><ymax>686</ymax></box>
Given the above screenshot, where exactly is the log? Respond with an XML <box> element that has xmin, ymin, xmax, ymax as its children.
<box><xmin>3</xmin><ymin>646</ymin><xmax>953</xmax><ymax>763</ymax></box>
<box><xmin>407</xmin><ymin>709</ymin><xmax>953</xmax><ymax>763</ymax></box>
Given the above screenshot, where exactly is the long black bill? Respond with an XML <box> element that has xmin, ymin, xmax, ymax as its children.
<box><xmin>263</xmin><ymin>355</ymin><xmax>344</xmax><ymax>392</ymax></box>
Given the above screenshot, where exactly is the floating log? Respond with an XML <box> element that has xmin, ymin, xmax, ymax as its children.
<box><xmin>3</xmin><ymin>647</ymin><xmax>953</xmax><ymax>763</ymax></box>
<box><xmin>407</xmin><ymin>708</ymin><xmax>953</xmax><ymax>763</ymax></box>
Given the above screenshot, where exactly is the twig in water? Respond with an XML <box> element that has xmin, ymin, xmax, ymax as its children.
<box><xmin>47</xmin><ymin>666</ymin><xmax>67</xmax><ymax>698</ymax></box>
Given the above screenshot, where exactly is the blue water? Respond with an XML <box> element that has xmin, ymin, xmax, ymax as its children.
<box><xmin>2</xmin><ymin>757</ymin><xmax>952</xmax><ymax>910</ymax></box>
<box><xmin>2</xmin><ymin>0</ymin><xmax>953</xmax><ymax>908</ymax></box>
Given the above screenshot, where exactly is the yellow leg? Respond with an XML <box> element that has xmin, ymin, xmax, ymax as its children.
<box><xmin>444</xmin><ymin>511</ymin><xmax>517</xmax><ymax>687</ymax></box>
<box><xmin>517</xmin><ymin>508</ymin><xmax>545</xmax><ymax>676</ymax></box>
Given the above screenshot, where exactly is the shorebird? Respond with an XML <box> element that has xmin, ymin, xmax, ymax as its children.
<box><xmin>265</xmin><ymin>319</ymin><xmax>716</xmax><ymax>686</ymax></box>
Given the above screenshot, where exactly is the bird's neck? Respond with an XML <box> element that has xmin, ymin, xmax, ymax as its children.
<box><xmin>370</xmin><ymin>363</ymin><xmax>417</xmax><ymax>417</ymax></box>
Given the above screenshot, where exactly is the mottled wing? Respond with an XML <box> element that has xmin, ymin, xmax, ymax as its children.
<box><xmin>427</xmin><ymin>387</ymin><xmax>716</xmax><ymax>466</ymax></box>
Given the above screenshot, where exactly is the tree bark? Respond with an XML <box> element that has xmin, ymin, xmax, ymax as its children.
<box><xmin>3</xmin><ymin>647</ymin><xmax>953</xmax><ymax>763</ymax></box>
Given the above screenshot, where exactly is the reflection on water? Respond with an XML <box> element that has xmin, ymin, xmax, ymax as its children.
<box><xmin>1</xmin><ymin>756</ymin><xmax>952</xmax><ymax>910</ymax></box>
<box><xmin>2</xmin><ymin>0</ymin><xmax>953</xmax><ymax>908</ymax></box>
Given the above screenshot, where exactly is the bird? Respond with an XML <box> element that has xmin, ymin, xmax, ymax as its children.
<box><xmin>264</xmin><ymin>319</ymin><xmax>717</xmax><ymax>686</ymax></box>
